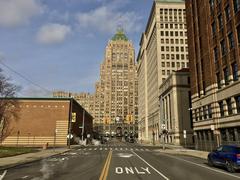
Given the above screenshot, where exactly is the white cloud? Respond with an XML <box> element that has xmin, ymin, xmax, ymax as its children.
<box><xmin>36</xmin><ymin>23</ymin><xmax>72</xmax><ymax>44</ymax></box>
<box><xmin>0</xmin><ymin>0</ymin><xmax>44</xmax><ymax>27</ymax></box>
<box><xmin>76</xmin><ymin>4</ymin><xmax>142</xmax><ymax>34</ymax></box>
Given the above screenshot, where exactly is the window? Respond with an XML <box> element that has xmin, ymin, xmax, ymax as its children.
<box><xmin>232</xmin><ymin>62</ymin><xmax>238</xmax><ymax>81</ymax></box>
<box><xmin>228</xmin><ymin>32</ymin><xmax>234</xmax><ymax>49</ymax></box>
<box><xmin>224</xmin><ymin>67</ymin><xmax>229</xmax><ymax>85</ymax></box>
<box><xmin>220</xmin><ymin>40</ymin><xmax>226</xmax><ymax>56</ymax></box>
<box><xmin>203</xmin><ymin>106</ymin><xmax>207</xmax><ymax>119</ymax></box>
<box><xmin>212</xmin><ymin>21</ymin><xmax>216</xmax><ymax>35</ymax></box>
<box><xmin>235</xmin><ymin>95</ymin><xmax>240</xmax><ymax>113</ymax></box>
<box><xmin>216</xmin><ymin>72</ymin><xmax>221</xmax><ymax>89</ymax></box>
<box><xmin>226</xmin><ymin>98</ymin><xmax>232</xmax><ymax>115</ymax></box>
<box><xmin>214</xmin><ymin>47</ymin><xmax>218</xmax><ymax>62</ymax></box>
<box><xmin>219</xmin><ymin>101</ymin><xmax>224</xmax><ymax>117</ymax></box>
<box><xmin>237</xmin><ymin>25</ymin><xmax>240</xmax><ymax>44</ymax></box>
<box><xmin>162</xmin><ymin>70</ymin><xmax>166</xmax><ymax>75</ymax></box>
<box><xmin>218</xmin><ymin>14</ymin><xmax>223</xmax><ymax>29</ymax></box>
<box><xmin>234</xmin><ymin>0</ymin><xmax>240</xmax><ymax>13</ymax></box>
<box><xmin>208</xmin><ymin>105</ymin><xmax>212</xmax><ymax>118</ymax></box>
<box><xmin>209</xmin><ymin>0</ymin><xmax>214</xmax><ymax>13</ymax></box>
<box><xmin>225</xmin><ymin>5</ymin><xmax>230</xmax><ymax>21</ymax></box>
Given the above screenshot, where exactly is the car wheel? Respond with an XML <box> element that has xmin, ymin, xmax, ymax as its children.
<box><xmin>226</xmin><ymin>160</ymin><xmax>235</xmax><ymax>173</ymax></box>
<box><xmin>208</xmin><ymin>157</ymin><xmax>214</xmax><ymax>167</ymax></box>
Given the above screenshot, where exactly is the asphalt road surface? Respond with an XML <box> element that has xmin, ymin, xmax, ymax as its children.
<box><xmin>1</xmin><ymin>139</ymin><xmax>240</xmax><ymax>180</ymax></box>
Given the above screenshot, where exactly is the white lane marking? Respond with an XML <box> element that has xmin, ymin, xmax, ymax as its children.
<box><xmin>140</xmin><ymin>149</ymin><xmax>144</xmax><ymax>151</ymax></box>
<box><xmin>105</xmin><ymin>148</ymin><xmax>108</xmax><ymax>150</ymax></box>
<box><xmin>21</xmin><ymin>175</ymin><xmax>29</xmax><ymax>179</ymax></box>
<box><xmin>110</xmin><ymin>148</ymin><xmax>112</xmax><ymax>150</ymax></box>
<box><xmin>146</xmin><ymin>149</ymin><xmax>150</xmax><ymax>151</ymax></box>
<box><xmin>130</xmin><ymin>148</ymin><xmax>133</xmax><ymax>151</ymax></box>
<box><xmin>163</xmin><ymin>154</ymin><xmax>240</xmax><ymax>179</ymax></box>
<box><xmin>89</xmin><ymin>148</ymin><xmax>92</xmax><ymax>151</ymax></box>
<box><xmin>0</xmin><ymin>170</ymin><xmax>7</xmax><ymax>180</ymax></box>
<box><xmin>83</xmin><ymin>148</ymin><xmax>86</xmax><ymax>151</ymax></box>
<box><xmin>132</xmin><ymin>151</ymin><xmax>169</xmax><ymax>180</ymax></box>
<box><xmin>94</xmin><ymin>148</ymin><xmax>97</xmax><ymax>150</ymax></box>
<box><xmin>135</xmin><ymin>148</ymin><xmax>139</xmax><ymax>151</ymax></box>
<box><xmin>115</xmin><ymin>148</ymin><xmax>118</xmax><ymax>150</ymax></box>
<box><xmin>100</xmin><ymin>148</ymin><xmax>103</xmax><ymax>150</ymax></box>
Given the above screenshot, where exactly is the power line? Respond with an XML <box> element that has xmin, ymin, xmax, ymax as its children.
<box><xmin>0</xmin><ymin>59</ymin><xmax>51</xmax><ymax>93</ymax></box>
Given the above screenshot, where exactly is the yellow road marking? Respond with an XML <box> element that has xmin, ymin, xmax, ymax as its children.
<box><xmin>99</xmin><ymin>150</ymin><xmax>112</xmax><ymax>180</ymax></box>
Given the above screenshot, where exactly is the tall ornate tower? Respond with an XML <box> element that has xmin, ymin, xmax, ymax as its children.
<box><xmin>97</xmin><ymin>28</ymin><xmax>138</xmax><ymax>136</ymax></box>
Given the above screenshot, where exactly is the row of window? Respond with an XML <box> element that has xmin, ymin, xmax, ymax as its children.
<box><xmin>161</xmin><ymin>54</ymin><xmax>188</xmax><ymax>60</ymax></box>
<box><xmin>196</xmin><ymin>127</ymin><xmax>240</xmax><ymax>143</ymax></box>
<box><xmin>161</xmin><ymin>61</ymin><xmax>189</xmax><ymax>69</ymax></box>
<box><xmin>218</xmin><ymin>95</ymin><xmax>240</xmax><ymax>117</ymax></box>
<box><xmin>213</xmin><ymin>29</ymin><xmax>239</xmax><ymax>61</ymax></box>
<box><xmin>194</xmin><ymin>95</ymin><xmax>240</xmax><ymax>121</ymax></box>
<box><xmin>160</xmin><ymin>38</ymin><xmax>187</xmax><ymax>45</ymax></box>
<box><xmin>160</xmin><ymin>23</ymin><xmax>186</xmax><ymax>29</ymax></box>
<box><xmin>160</xmin><ymin>8</ymin><xmax>186</xmax><ymax>14</ymax></box>
<box><xmin>160</xmin><ymin>46</ymin><xmax>188</xmax><ymax>52</ymax></box>
<box><xmin>160</xmin><ymin>31</ymin><xmax>187</xmax><ymax>37</ymax></box>
<box><xmin>216</xmin><ymin>62</ymin><xmax>238</xmax><ymax>89</ymax></box>
<box><xmin>210</xmin><ymin>0</ymin><xmax>240</xmax><ymax>15</ymax></box>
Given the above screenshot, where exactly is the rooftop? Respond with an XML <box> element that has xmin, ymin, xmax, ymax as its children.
<box><xmin>111</xmin><ymin>28</ymin><xmax>128</xmax><ymax>41</ymax></box>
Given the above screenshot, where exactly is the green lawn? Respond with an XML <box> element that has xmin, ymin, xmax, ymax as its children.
<box><xmin>0</xmin><ymin>147</ymin><xmax>39</xmax><ymax>158</ymax></box>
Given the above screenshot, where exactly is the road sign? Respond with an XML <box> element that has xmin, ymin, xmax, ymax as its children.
<box><xmin>67</xmin><ymin>134</ymin><xmax>73</xmax><ymax>139</ymax></box>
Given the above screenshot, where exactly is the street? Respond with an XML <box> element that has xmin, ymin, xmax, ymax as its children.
<box><xmin>1</xmin><ymin>139</ymin><xmax>240</xmax><ymax>180</ymax></box>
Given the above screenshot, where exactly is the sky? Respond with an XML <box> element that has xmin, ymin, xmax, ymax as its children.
<box><xmin>0</xmin><ymin>0</ymin><xmax>153</xmax><ymax>97</ymax></box>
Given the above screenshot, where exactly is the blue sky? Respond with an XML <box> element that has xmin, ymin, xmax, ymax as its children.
<box><xmin>0</xmin><ymin>0</ymin><xmax>152</xmax><ymax>97</ymax></box>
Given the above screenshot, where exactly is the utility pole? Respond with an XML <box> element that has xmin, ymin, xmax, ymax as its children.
<box><xmin>68</xmin><ymin>98</ymin><xmax>73</xmax><ymax>149</ymax></box>
<box><xmin>81</xmin><ymin>110</ymin><xmax>85</xmax><ymax>142</ymax></box>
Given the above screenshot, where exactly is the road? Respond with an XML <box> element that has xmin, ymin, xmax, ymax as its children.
<box><xmin>1</xmin><ymin>139</ymin><xmax>240</xmax><ymax>180</ymax></box>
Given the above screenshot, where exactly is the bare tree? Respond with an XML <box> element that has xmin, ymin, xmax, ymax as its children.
<box><xmin>0</xmin><ymin>68</ymin><xmax>20</xmax><ymax>143</ymax></box>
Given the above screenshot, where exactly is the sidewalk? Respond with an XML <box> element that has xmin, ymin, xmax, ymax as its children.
<box><xmin>138</xmin><ymin>142</ymin><xmax>209</xmax><ymax>160</ymax></box>
<box><xmin>0</xmin><ymin>147</ymin><xmax>70</xmax><ymax>170</ymax></box>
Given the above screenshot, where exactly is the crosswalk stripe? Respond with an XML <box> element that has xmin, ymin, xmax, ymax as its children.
<box><xmin>94</xmin><ymin>148</ymin><xmax>97</xmax><ymax>150</ymax></box>
<box><xmin>105</xmin><ymin>148</ymin><xmax>108</xmax><ymax>150</ymax></box>
<box><xmin>100</xmin><ymin>148</ymin><xmax>102</xmax><ymax>150</ymax></box>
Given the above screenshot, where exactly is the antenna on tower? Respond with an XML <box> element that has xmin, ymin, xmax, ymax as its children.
<box><xmin>117</xmin><ymin>15</ymin><xmax>124</xmax><ymax>32</ymax></box>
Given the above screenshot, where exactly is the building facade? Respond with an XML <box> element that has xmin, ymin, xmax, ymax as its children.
<box><xmin>137</xmin><ymin>0</ymin><xmax>188</xmax><ymax>143</ymax></box>
<box><xmin>53</xmin><ymin>29</ymin><xmax>138</xmax><ymax>136</ymax></box>
<box><xmin>96</xmin><ymin>29</ymin><xmax>138</xmax><ymax>136</ymax></box>
<box><xmin>159</xmin><ymin>69</ymin><xmax>193</xmax><ymax>147</ymax></box>
<box><xmin>0</xmin><ymin>97</ymin><xmax>93</xmax><ymax>147</ymax></box>
<box><xmin>53</xmin><ymin>91</ymin><xmax>95</xmax><ymax>117</ymax></box>
<box><xmin>186</xmin><ymin>0</ymin><xmax>240</xmax><ymax>151</ymax></box>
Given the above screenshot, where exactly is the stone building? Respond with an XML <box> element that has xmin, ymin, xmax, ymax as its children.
<box><xmin>186</xmin><ymin>0</ymin><xmax>240</xmax><ymax>151</ymax></box>
<box><xmin>137</xmin><ymin>0</ymin><xmax>188</xmax><ymax>143</ymax></box>
<box><xmin>159</xmin><ymin>69</ymin><xmax>193</xmax><ymax>147</ymax></box>
<box><xmin>96</xmin><ymin>28</ymin><xmax>138</xmax><ymax>136</ymax></box>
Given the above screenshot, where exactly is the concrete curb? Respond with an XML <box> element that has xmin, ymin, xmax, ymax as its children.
<box><xmin>0</xmin><ymin>149</ymin><xmax>71</xmax><ymax>171</ymax></box>
<box><xmin>153</xmin><ymin>149</ymin><xmax>209</xmax><ymax>160</ymax></box>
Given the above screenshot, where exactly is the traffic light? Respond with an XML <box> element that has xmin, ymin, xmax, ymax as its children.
<box><xmin>72</xmin><ymin>112</ymin><xmax>76</xmax><ymax>122</ymax></box>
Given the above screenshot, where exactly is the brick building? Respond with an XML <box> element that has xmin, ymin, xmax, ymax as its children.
<box><xmin>0</xmin><ymin>97</ymin><xmax>93</xmax><ymax>147</ymax></box>
<box><xmin>186</xmin><ymin>0</ymin><xmax>240</xmax><ymax>151</ymax></box>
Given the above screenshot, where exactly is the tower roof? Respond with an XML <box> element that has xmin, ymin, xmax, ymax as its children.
<box><xmin>111</xmin><ymin>28</ymin><xmax>128</xmax><ymax>41</ymax></box>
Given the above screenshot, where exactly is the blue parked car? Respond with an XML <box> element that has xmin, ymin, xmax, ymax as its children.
<box><xmin>208</xmin><ymin>145</ymin><xmax>240</xmax><ymax>172</ymax></box>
